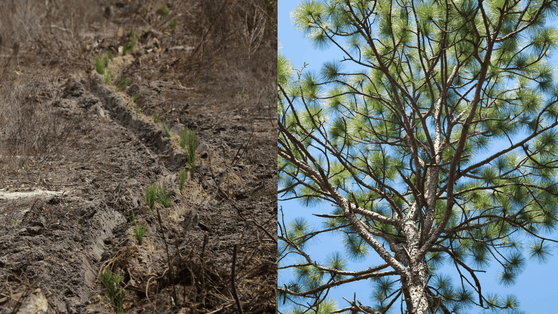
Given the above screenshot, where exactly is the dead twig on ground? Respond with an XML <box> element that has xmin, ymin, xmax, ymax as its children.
<box><xmin>153</xmin><ymin>206</ymin><xmax>178</xmax><ymax>306</ymax></box>
<box><xmin>191</xmin><ymin>0</ymin><xmax>230</xmax><ymax>60</ymax></box>
<box><xmin>231</xmin><ymin>244</ymin><xmax>243</xmax><ymax>314</ymax></box>
<box><xmin>146</xmin><ymin>268</ymin><xmax>168</xmax><ymax>304</ymax></box>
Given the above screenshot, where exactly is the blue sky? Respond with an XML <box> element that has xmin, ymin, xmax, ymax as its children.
<box><xmin>278</xmin><ymin>1</ymin><xmax>558</xmax><ymax>313</ymax></box>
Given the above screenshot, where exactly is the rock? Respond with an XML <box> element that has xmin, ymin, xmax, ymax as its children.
<box><xmin>196</xmin><ymin>143</ymin><xmax>210</xmax><ymax>155</ymax></box>
<box><xmin>17</xmin><ymin>288</ymin><xmax>48</xmax><ymax>314</ymax></box>
<box><xmin>162</xmin><ymin>173</ymin><xmax>180</xmax><ymax>195</ymax></box>
<box><xmin>170</xmin><ymin>122</ymin><xmax>185</xmax><ymax>134</ymax></box>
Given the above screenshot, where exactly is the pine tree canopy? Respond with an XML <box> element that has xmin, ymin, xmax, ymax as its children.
<box><xmin>278</xmin><ymin>0</ymin><xmax>558</xmax><ymax>313</ymax></box>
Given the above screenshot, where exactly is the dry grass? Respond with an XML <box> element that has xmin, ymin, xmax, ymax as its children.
<box><xmin>192</xmin><ymin>0</ymin><xmax>272</xmax><ymax>59</ymax></box>
<box><xmin>184</xmin><ymin>0</ymin><xmax>276</xmax><ymax>71</ymax></box>
<box><xmin>0</xmin><ymin>0</ymin><xmax>102</xmax><ymax>74</ymax></box>
<box><xmin>0</xmin><ymin>1</ymin><xmax>277</xmax><ymax>312</ymax></box>
<box><xmin>0</xmin><ymin>0</ymin><xmax>98</xmax><ymax>169</ymax></box>
<box><xmin>0</xmin><ymin>74</ymin><xmax>78</xmax><ymax>169</ymax></box>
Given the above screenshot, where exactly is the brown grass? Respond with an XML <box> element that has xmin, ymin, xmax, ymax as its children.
<box><xmin>0</xmin><ymin>73</ymin><xmax>79</xmax><ymax>169</ymax></box>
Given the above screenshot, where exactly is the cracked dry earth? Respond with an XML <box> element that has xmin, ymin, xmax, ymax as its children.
<box><xmin>0</xmin><ymin>73</ymin><xmax>276</xmax><ymax>313</ymax></box>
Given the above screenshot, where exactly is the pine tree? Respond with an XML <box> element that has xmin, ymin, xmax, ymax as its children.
<box><xmin>278</xmin><ymin>0</ymin><xmax>558</xmax><ymax>313</ymax></box>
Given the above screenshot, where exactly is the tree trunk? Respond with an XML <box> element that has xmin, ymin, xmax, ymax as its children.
<box><xmin>403</xmin><ymin>259</ymin><xmax>429</xmax><ymax>314</ymax></box>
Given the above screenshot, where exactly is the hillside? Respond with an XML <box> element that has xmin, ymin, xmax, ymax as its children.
<box><xmin>0</xmin><ymin>1</ymin><xmax>277</xmax><ymax>313</ymax></box>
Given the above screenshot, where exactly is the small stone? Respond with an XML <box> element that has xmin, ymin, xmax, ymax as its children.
<box><xmin>17</xmin><ymin>288</ymin><xmax>48</xmax><ymax>314</ymax></box>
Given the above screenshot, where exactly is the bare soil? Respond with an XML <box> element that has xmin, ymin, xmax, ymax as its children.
<box><xmin>0</xmin><ymin>1</ymin><xmax>277</xmax><ymax>313</ymax></box>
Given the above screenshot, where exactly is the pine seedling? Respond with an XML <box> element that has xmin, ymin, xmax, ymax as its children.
<box><xmin>178</xmin><ymin>128</ymin><xmax>187</xmax><ymax>149</ymax></box>
<box><xmin>235</xmin><ymin>90</ymin><xmax>247</xmax><ymax>97</ymax></box>
<box><xmin>161</xmin><ymin>121</ymin><xmax>171</xmax><ymax>137</ymax></box>
<box><xmin>127</xmin><ymin>93</ymin><xmax>142</xmax><ymax>105</ymax></box>
<box><xmin>100</xmin><ymin>268</ymin><xmax>126</xmax><ymax>314</ymax></box>
<box><xmin>122</xmin><ymin>27</ymin><xmax>137</xmax><ymax>56</ymax></box>
<box><xmin>107</xmin><ymin>50</ymin><xmax>114</xmax><ymax>61</ymax></box>
<box><xmin>94</xmin><ymin>55</ymin><xmax>105</xmax><ymax>75</ymax></box>
<box><xmin>157</xmin><ymin>5</ymin><xmax>170</xmax><ymax>16</ymax></box>
<box><xmin>129</xmin><ymin>27</ymin><xmax>137</xmax><ymax>47</ymax></box>
<box><xmin>156</xmin><ymin>182</ymin><xmax>172</xmax><ymax>208</ymax></box>
<box><xmin>116</xmin><ymin>76</ymin><xmax>129</xmax><ymax>92</ymax></box>
<box><xmin>145</xmin><ymin>183</ymin><xmax>157</xmax><ymax>211</ymax></box>
<box><xmin>179</xmin><ymin>170</ymin><xmax>187</xmax><ymax>192</ymax></box>
<box><xmin>180</xmin><ymin>128</ymin><xmax>197</xmax><ymax>177</ymax></box>
<box><xmin>133</xmin><ymin>221</ymin><xmax>146</xmax><ymax>245</ymax></box>
<box><xmin>122</xmin><ymin>44</ymin><xmax>129</xmax><ymax>56</ymax></box>
<box><xmin>104</xmin><ymin>67</ymin><xmax>113</xmax><ymax>85</ymax></box>
<box><xmin>153</xmin><ymin>110</ymin><xmax>160</xmax><ymax>123</ymax></box>
<box><xmin>169</xmin><ymin>19</ymin><xmax>177</xmax><ymax>30</ymax></box>
<box><xmin>178</xmin><ymin>128</ymin><xmax>196</xmax><ymax>150</ymax></box>
<box><xmin>130</xmin><ymin>210</ymin><xmax>146</xmax><ymax>245</ymax></box>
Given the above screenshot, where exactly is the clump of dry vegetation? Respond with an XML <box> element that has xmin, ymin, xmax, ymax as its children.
<box><xmin>0</xmin><ymin>74</ymin><xmax>78</xmax><ymax>168</ymax></box>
